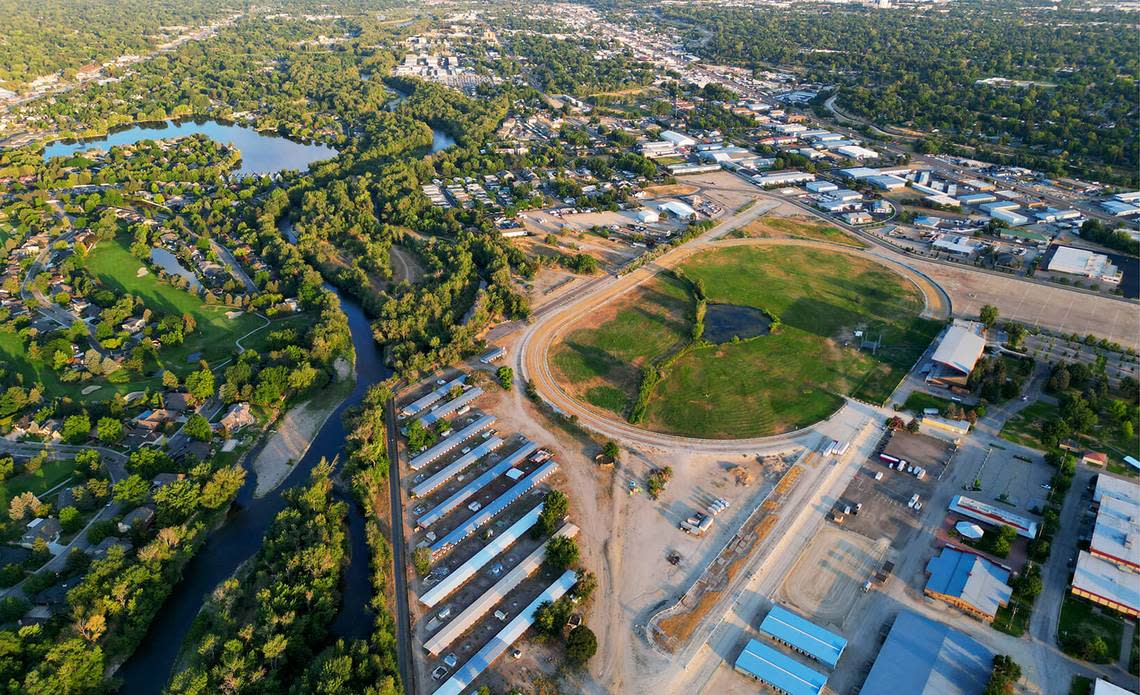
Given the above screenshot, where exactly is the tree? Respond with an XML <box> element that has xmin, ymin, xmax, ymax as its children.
<box><xmin>906</xmin><ymin>418</ymin><xmax>921</xmax><ymax>433</ymax></box>
<box><xmin>113</xmin><ymin>474</ymin><xmax>150</xmax><ymax>507</ymax></box>
<box><xmin>413</xmin><ymin>547</ymin><xmax>431</xmax><ymax>576</ymax></box>
<box><xmin>61</xmin><ymin>413</ymin><xmax>92</xmax><ymax>443</ymax></box>
<box><xmin>602</xmin><ymin>441</ymin><xmax>620</xmax><ymax>461</ymax></box>
<box><xmin>538</xmin><ymin>490</ymin><xmax>569</xmax><ymax>536</ymax></box>
<box><xmin>496</xmin><ymin>365</ymin><xmax>513</xmax><ymax>390</ymax></box>
<box><xmin>983</xmin><ymin>654</ymin><xmax>1021</xmax><ymax>695</ymax></box>
<box><xmin>184</xmin><ymin>367</ymin><xmax>215</xmax><ymax>403</ymax></box>
<box><xmin>96</xmin><ymin>416</ymin><xmax>123</xmax><ymax>444</ymax></box>
<box><xmin>183</xmin><ymin>413</ymin><xmax>212</xmax><ymax>441</ymax></box>
<box><xmin>22</xmin><ymin>638</ymin><xmax>105</xmax><ymax>695</ymax></box>
<box><xmin>546</xmin><ymin>536</ymin><xmax>580</xmax><ymax>571</ymax></box>
<box><xmin>59</xmin><ymin>506</ymin><xmax>82</xmax><ymax>533</ymax></box>
<box><xmin>406</xmin><ymin>419</ymin><xmax>435</xmax><ymax>452</ymax></box>
<box><xmin>566</xmin><ymin>625</ymin><xmax>598</xmax><ymax>664</ymax></box>
<box><xmin>979</xmin><ymin>304</ymin><xmax>999</xmax><ymax>329</ymax></box>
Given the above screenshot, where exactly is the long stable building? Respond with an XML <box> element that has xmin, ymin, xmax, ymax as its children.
<box><xmin>409</xmin><ymin>415</ymin><xmax>496</xmax><ymax>471</ymax></box>
<box><xmin>734</xmin><ymin>638</ymin><xmax>827</xmax><ymax>695</ymax></box>
<box><xmin>758</xmin><ymin>604</ymin><xmax>847</xmax><ymax>669</ymax></box>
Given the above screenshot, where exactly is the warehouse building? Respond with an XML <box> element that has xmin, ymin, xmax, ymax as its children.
<box><xmin>435</xmin><ymin>570</ymin><xmax>579</xmax><ymax>695</ymax></box>
<box><xmin>836</xmin><ymin>145</ymin><xmax>879</xmax><ymax>160</ymax></box>
<box><xmin>1047</xmin><ymin>246</ymin><xmax>1123</xmax><ymax>285</ymax></box>
<box><xmin>989</xmin><ymin>208</ymin><xmax>1029</xmax><ymax>227</ymax></box>
<box><xmin>956</xmin><ymin>192</ymin><xmax>997</xmax><ymax>206</ymax></box>
<box><xmin>932</xmin><ymin>234</ymin><xmax>981</xmax><ymax>256</ymax></box>
<box><xmin>758</xmin><ymin>604</ymin><xmax>847</xmax><ymax>668</ymax></box>
<box><xmin>1070</xmin><ymin>475</ymin><xmax>1140</xmax><ymax>617</ymax></box>
<box><xmin>659</xmin><ymin>129</ymin><xmax>697</xmax><ymax>147</ymax></box>
<box><xmin>1102</xmin><ymin>200</ymin><xmax>1140</xmax><ymax>217</ymax></box>
<box><xmin>924</xmin><ymin>548</ymin><xmax>1012</xmax><ymax>622</ymax></box>
<box><xmin>861</xmin><ymin>611</ymin><xmax>993</xmax><ymax>695</ymax></box>
<box><xmin>927</xmin><ymin>321</ymin><xmax>986</xmax><ymax>387</ymax></box>
<box><xmin>949</xmin><ymin>495</ymin><xmax>1039</xmax><ymax>539</ymax></box>
<box><xmin>805</xmin><ymin>181</ymin><xmax>838</xmax><ymax>194</ymax></box>
<box><xmin>659</xmin><ymin>200</ymin><xmax>698</xmax><ymax>221</ymax></box>
<box><xmin>998</xmin><ymin>227</ymin><xmax>1051</xmax><ymax>246</ymax></box>
<box><xmin>866</xmin><ymin>174</ymin><xmax>906</xmax><ymax>191</ymax></box>
<box><xmin>409</xmin><ymin>415</ymin><xmax>496</xmax><ymax>471</ymax></box>
<box><xmin>753</xmin><ymin>171</ymin><xmax>816</xmax><ymax>187</ymax></box>
<box><xmin>734</xmin><ymin>638</ymin><xmax>827</xmax><ymax>695</ymax></box>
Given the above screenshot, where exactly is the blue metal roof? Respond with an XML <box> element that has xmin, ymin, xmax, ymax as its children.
<box><xmin>861</xmin><ymin>611</ymin><xmax>993</xmax><ymax>695</ymax></box>
<box><xmin>925</xmin><ymin>548</ymin><xmax>1012</xmax><ymax>619</ymax></box>
<box><xmin>734</xmin><ymin>639</ymin><xmax>826</xmax><ymax>695</ymax></box>
<box><xmin>417</xmin><ymin>440</ymin><xmax>538</xmax><ymax>529</ymax></box>
<box><xmin>759</xmin><ymin>604</ymin><xmax>847</xmax><ymax>668</ymax></box>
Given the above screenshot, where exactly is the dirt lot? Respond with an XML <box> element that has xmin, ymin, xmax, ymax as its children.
<box><xmin>674</xmin><ymin>170</ymin><xmax>763</xmax><ymax>211</ymax></box>
<box><xmin>777</xmin><ymin>525</ymin><xmax>889</xmax><ymax>629</ymax></box>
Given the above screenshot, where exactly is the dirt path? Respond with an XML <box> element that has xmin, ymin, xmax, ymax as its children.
<box><xmin>251</xmin><ymin>357</ymin><xmax>353</xmax><ymax>497</ymax></box>
<box><xmin>390</xmin><ymin>245</ymin><xmax>425</xmax><ymax>284</ymax></box>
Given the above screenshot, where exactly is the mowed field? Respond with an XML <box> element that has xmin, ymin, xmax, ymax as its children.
<box><xmin>551</xmin><ymin>245</ymin><xmax>941</xmax><ymax>438</ymax></box>
<box><xmin>551</xmin><ymin>273</ymin><xmax>692</xmax><ymax>416</ymax></box>
<box><xmin>733</xmin><ymin>215</ymin><xmax>865</xmax><ymax>248</ymax></box>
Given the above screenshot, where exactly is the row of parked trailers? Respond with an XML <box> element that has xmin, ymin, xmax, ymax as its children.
<box><xmin>878</xmin><ymin>452</ymin><xmax>928</xmax><ymax>479</ymax></box>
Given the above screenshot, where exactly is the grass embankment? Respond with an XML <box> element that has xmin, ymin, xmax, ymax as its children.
<box><xmin>553</xmin><ymin>245</ymin><xmax>938</xmax><ymax>438</ymax></box>
<box><xmin>0</xmin><ymin>457</ymin><xmax>76</xmax><ymax>509</ymax></box>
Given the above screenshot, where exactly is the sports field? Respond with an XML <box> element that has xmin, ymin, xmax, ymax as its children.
<box><xmin>551</xmin><ymin>245</ymin><xmax>941</xmax><ymax>438</ymax></box>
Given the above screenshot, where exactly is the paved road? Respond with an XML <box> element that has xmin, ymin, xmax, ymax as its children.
<box><xmin>384</xmin><ymin>396</ymin><xmax>415</xmax><ymax>695</ymax></box>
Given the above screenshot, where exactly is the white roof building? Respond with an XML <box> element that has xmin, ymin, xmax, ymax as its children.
<box><xmin>930</xmin><ymin>322</ymin><xmax>987</xmax><ymax>376</ymax></box>
<box><xmin>836</xmin><ymin>145</ymin><xmax>879</xmax><ymax>160</ymax></box>
<box><xmin>659</xmin><ymin>200</ymin><xmax>697</xmax><ymax>220</ymax></box>
<box><xmin>932</xmin><ymin>234</ymin><xmax>981</xmax><ymax>255</ymax></box>
<box><xmin>1048</xmin><ymin>246</ymin><xmax>1122</xmax><ymax>284</ymax></box>
<box><xmin>659</xmin><ymin>130</ymin><xmax>696</xmax><ymax>147</ymax></box>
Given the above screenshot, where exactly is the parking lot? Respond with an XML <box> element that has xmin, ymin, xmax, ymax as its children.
<box><xmin>956</xmin><ymin>442</ymin><xmax>1052</xmax><ymax>516</ymax></box>
<box><xmin>835</xmin><ymin>431</ymin><xmax>955</xmax><ymax>548</ymax></box>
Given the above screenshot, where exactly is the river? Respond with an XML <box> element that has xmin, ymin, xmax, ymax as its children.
<box><xmin>116</xmin><ymin>113</ymin><xmax>457</xmax><ymax>692</ymax></box>
<box><xmin>42</xmin><ymin>118</ymin><xmax>338</xmax><ymax>177</ymax></box>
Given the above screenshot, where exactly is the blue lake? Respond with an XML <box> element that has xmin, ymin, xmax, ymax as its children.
<box><xmin>42</xmin><ymin>119</ymin><xmax>339</xmax><ymax>176</ymax></box>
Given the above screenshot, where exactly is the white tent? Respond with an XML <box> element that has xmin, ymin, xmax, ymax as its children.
<box><xmin>955</xmin><ymin>521</ymin><xmax>984</xmax><ymax>540</ymax></box>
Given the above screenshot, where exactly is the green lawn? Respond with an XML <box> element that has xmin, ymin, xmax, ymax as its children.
<box><xmin>902</xmin><ymin>391</ymin><xmax>955</xmax><ymax>415</ymax></box>
<box><xmin>744</xmin><ymin>216</ymin><xmax>866</xmax><ymax>248</ymax></box>
<box><xmin>551</xmin><ymin>273</ymin><xmax>692</xmax><ymax>416</ymax></box>
<box><xmin>83</xmin><ymin>236</ymin><xmax>265</xmax><ymax>372</ymax></box>
<box><xmin>1000</xmin><ymin>401</ymin><xmax>1059</xmax><ymax>448</ymax></box>
<box><xmin>1001</xmin><ymin>398</ymin><xmax>1139</xmax><ymax>476</ymax></box>
<box><xmin>1058</xmin><ymin>595</ymin><xmax>1128</xmax><ymax>663</ymax></box>
<box><xmin>0</xmin><ymin>457</ymin><xmax>76</xmax><ymax>509</ymax></box>
<box><xmin>553</xmin><ymin>245</ymin><xmax>940</xmax><ymax>438</ymax></box>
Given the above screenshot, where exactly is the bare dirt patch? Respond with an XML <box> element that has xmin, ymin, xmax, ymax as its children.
<box><xmin>777</xmin><ymin>525</ymin><xmax>888</xmax><ymax>628</ymax></box>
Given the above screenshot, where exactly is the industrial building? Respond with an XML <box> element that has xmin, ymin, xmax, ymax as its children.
<box><xmin>926</xmin><ymin>321</ymin><xmax>986</xmax><ymax>387</ymax></box>
<box><xmin>924</xmin><ymin>548</ymin><xmax>1012</xmax><ymax>622</ymax></box>
<box><xmin>753</xmin><ymin>171</ymin><xmax>816</xmax><ymax>187</ymax></box>
<box><xmin>1102</xmin><ymin>200</ymin><xmax>1140</xmax><ymax>217</ymax></box>
<box><xmin>866</xmin><ymin>174</ymin><xmax>906</xmax><ymax>191</ymax></box>
<box><xmin>435</xmin><ymin>570</ymin><xmax>578</xmax><ymax>695</ymax></box>
<box><xmin>633</xmin><ymin>208</ymin><xmax>660</xmax><ymax>224</ymax></box>
<box><xmin>409</xmin><ymin>415</ymin><xmax>496</xmax><ymax>471</ymax></box>
<box><xmin>998</xmin><ymin>227</ymin><xmax>1051</xmax><ymax>246</ymax></box>
<box><xmin>989</xmin><ymin>208</ymin><xmax>1029</xmax><ymax>227</ymax></box>
<box><xmin>758</xmin><ymin>604</ymin><xmax>847</xmax><ymax>668</ymax></box>
<box><xmin>860</xmin><ymin>611</ymin><xmax>994</xmax><ymax>695</ymax></box>
<box><xmin>1047</xmin><ymin>246</ymin><xmax>1123</xmax><ymax>285</ymax></box>
<box><xmin>836</xmin><ymin>145</ymin><xmax>879</xmax><ymax>160</ymax></box>
<box><xmin>805</xmin><ymin>181</ymin><xmax>838</xmax><ymax>194</ymax></box>
<box><xmin>659</xmin><ymin>200</ymin><xmax>698</xmax><ymax>220</ymax></box>
<box><xmin>734</xmin><ymin>638</ymin><xmax>827</xmax><ymax>695</ymax></box>
<box><xmin>844</xmin><ymin>212</ymin><xmax>873</xmax><ymax>225</ymax></box>
<box><xmin>956</xmin><ymin>192</ymin><xmax>997</xmax><ymax>206</ymax></box>
<box><xmin>931</xmin><ymin>234</ymin><xmax>981</xmax><ymax>256</ymax></box>
<box><xmin>921</xmin><ymin>415</ymin><xmax>971</xmax><ymax>437</ymax></box>
<box><xmin>659</xmin><ymin>129</ymin><xmax>697</xmax><ymax>147</ymax></box>
<box><xmin>949</xmin><ymin>495</ymin><xmax>1039</xmax><ymax>539</ymax></box>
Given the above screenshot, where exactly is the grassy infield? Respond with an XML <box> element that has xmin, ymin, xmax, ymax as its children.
<box><xmin>552</xmin><ymin>244</ymin><xmax>940</xmax><ymax>438</ymax></box>
<box><xmin>0</xmin><ymin>236</ymin><xmax>270</xmax><ymax>402</ymax></box>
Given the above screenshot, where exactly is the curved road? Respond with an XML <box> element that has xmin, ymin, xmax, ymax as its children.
<box><xmin>516</xmin><ymin>201</ymin><xmax>951</xmax><ymax>452</ymax></box>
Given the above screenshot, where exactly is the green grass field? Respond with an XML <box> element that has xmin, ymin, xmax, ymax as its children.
<box><xmin>738</xmin><ymin>216</ymin><xmax>865</xmax><ymax>247</ymax></box>
<box><xmin>553</xmin><ymin>245</ymin><xmax>940</xmax><ymax>438</ymax></box>
<box><xmin>83</xmin><ymin>236</ymin><xmax>265</xmax><ymax>371</ymax></box>
<box><xmin>1058</xmin><ymin>595</ymin><xmax>1127</xmax><ymax>663</ymax></box>
<box><xmin>0</xmin><ymin>457</ymin><xmax>76</xmax><ymax>509</ymax></box>
<box><xmin>903</xmin><ymin>391</ymin><xmax>956</xmax><ymax>415</ymax></box>
<box><xmin>1000</xmin><ymin>401</ymin><xmax>1058</xmax><ymax>448</ymax></box>
<box><xmin>551</xmin><ymin>274</ymin><xmax>692</xmax><ymax>416</ymax></box>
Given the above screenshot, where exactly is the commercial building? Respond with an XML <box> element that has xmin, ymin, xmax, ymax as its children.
<box><xmin>1047</xmin><ymin>246</ymin><xmax>1123</xmax><ymax>285</ymax></box>
<box><xmin>1071</xmin><ymin>475</ymin><xmax>1140</xmax><ymax>617</ymax></box>
<box><xmin>836</xmin><ymin>145</ymin><xmax>879</xmax><ymax>160</ymax></box>
<box><xmin>805</xmin><ymin>181</ymin><xmax>838</xmax><ymax>194</ymax></box>
<box><xmin>956</xmin><ymin>192</ymin><xmax>997</xmax><ymax>206</ymax></box>
<box><xmin>434</xmin><ymin>570</ymin><xmax>578</xmax><ymax>695</ymax></box>
<box><xmin>758</xmin><ymin>604</ymin><xmax>847</xmax><ymax>668</ymax></box>
<box><xmin>860</xmin><ymin>611</ymin><xmax>994</xmax><ymax>695</ymax></box>
<box><xmin>949</xmin><ymin>495</ymin><xmax>1039</xmax><ymax>539</ymax></box>
<box><xmin>409</xmin><ymin>415</ymin><xmax>496</xmax><ymax>471</ymax></box>
<box><xmin>924</xmin><ymin>548</ymin><xmax>1012</xmax><ymax>622</ymax></box>
<box><xmin>998</xmin><ymin>228</ymin><xmax>1051</xmax><ymax>246</ymax></box>
<box><xmin>989</xmin><ymin>208</ymin><xmax>1029</xmax><ymax>227</ymax></box>
<box><xmin>659</xmin><ymin>130</ymin><xmax>697</xmax><ymax>147</ymax></box>
<box><xmin>667</xmin><ymin>162</ymin><xmax>722</xmax><ymax>176</ymax></box>
<box><xmin>633</xmin><ymin>208</ymin><xmax>660</xmax><ymax>224</ymax></box>
<box><xmin>1102</xmin><ymin>200</ymin><xmax>1140</xmax><ymax>217</ymax></box>
<box><xmin>866</xmin><ymin>174</ymin><xmax>906</xmax><ymax>191</ymax></box>
<box><xmin>1072</xmin><ymin>551</ymin><xmax>1140</xmax><ymax>618</ymax></box>
<box><xmin>734</xmin><ymin>638</ymin><xmax>826</xmax><ymax>695</ymax></box>
<box><xmin>1089</xmin><ymin>494</ymin><xmax>1140</xmax><ymax>571</ymax></box>
<box><xmin>921</xmin><ymin>415</ymin><xmax>971</xmax><ymax>437</ymax></box>
<box><xmin>927</xmin><ymin>321</ymin><xmax>986</xmax><ymax>387</ymax></box>
<box><xmin>839</xmin><ymin>166</ymin><xmax>878</xmax><ymax>180</ymax></box>
<box><xmin>844</xmin><ymin>212</ymin><xmax>873</xmax><ymax>225</ymax></box>
<box><xmin>1093</xmin><ymin>679</ymin><xmax>1136</xmax><ymax>695</ymax></box>
<box><xmin>640</xmin><ymin>141</ymin><xmax>677</xmax><ymax>159</ymax></box>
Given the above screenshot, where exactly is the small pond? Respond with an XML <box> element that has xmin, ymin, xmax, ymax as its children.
<box><xmin>704</xmin><ymin>303</ymin><xmax>772</xmax><ymax>344</ymax></box>
<box><xmin>42</xmin><ymin>118</ymin><xmax>339</xmax><ymax>176</ymax></box>
<box><xmin>149</xmin><ymin>247</ymin><xmax>201</xmax><ymax>292</ymax></box>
